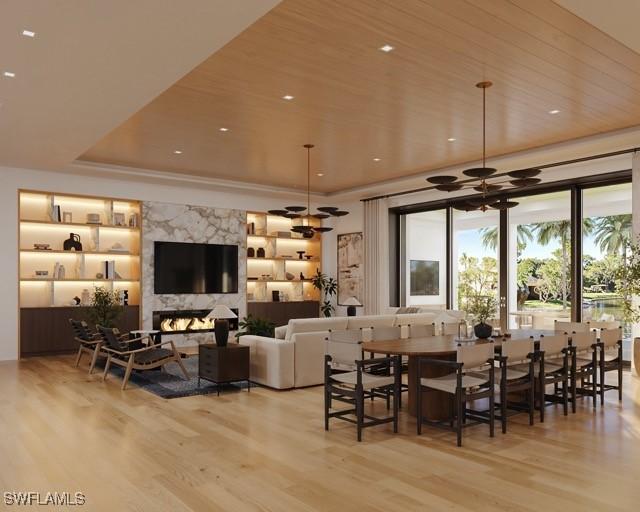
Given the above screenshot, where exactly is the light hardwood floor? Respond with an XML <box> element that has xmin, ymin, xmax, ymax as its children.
<box><xmin>0</xmin><ymin>356</ymin><xmax>639</xmax><ymax>511</ymax></box>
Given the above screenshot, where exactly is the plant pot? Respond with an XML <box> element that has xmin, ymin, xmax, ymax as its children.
<box><xmin>474</xmin><ymin>322</ymin><xmax>493</xmax><ymax>339</ymax></box>
<box><xmin>634</xmin><ymin>337</ymin><xmax>640</xmax><ymax>378</ymax></box>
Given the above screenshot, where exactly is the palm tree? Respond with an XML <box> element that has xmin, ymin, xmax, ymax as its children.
<box><xmin>531</xmin><ymin>219</ymin><xmax>593</xmax><ymax>310</ymax></box>
<box><xmin>592</xmin><ymin>214</ymin><xmax>632</xmax><ymax>255</ymax></box>
<box><xmin>480</xmin><ymin>225</ymin><xmax>533</xmax><ymax>254</ymax></box>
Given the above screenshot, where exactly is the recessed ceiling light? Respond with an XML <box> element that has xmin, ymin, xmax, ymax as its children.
<box><xmin>373</xmin><ymin>157</ymin><xmax>381</xmax><ymax>162</ymax></box>
<box><xmin>548</xmin><ymin>109</ymin><xmax>560</xmax><ymax>115</ymax></box>
<box><xmin>447</xmin><ymin>137</ymin><xmax>456</xmax><ymax>142</ymax></box>
<box><xmin>379</xmin><ymin>44</ymin><xmax>394</xmax><ymax>52</ymax></box>
<box><xmin>316</xmin><ymin>172</ymin><xmax>324</xmax><ymax>177</ymax></box>
<box><xmin>282</xmin><ymin>95</ymin><xmax>294</xmax><ymax>101</ymax></box>
<box><xmin>173</xmin><ymin>150</ymin><xmax>183</xmax><ymax>154</ymax></box>
<box><xmin>3</xmin><ymin>71</ymin><xmax>16</xmax><ymax>78</ymax></box>
<box><xmin>219</xmin><ymin>127</ymin><xmax>229</xmax><ymax>132</ymax></box>
<box><xmin>22</xmin><ymin>29</ymin><xmax>36</xmax><ymax>38</ymax></box>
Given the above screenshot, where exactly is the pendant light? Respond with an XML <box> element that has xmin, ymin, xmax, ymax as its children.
<box><xmin>267</xmin><ymin>144</ymin><xmax>348</xmax><ymax>236</ymax></box>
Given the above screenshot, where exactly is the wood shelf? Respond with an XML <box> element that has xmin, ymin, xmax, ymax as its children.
<box><xmin>247</xmin><ymin>257</ymin><xmax>319</xmax><ymax>262</ymax></box>
<box><xmin>19</xmin><ymin>190</ymin><xmax>142</xmax><ymax>346</ymax></box>
<box><xmin>20</xmin><ymin>249</ymin><xmax>139</xmax><ymax>256</ymax></box>
<box><xmin>247</xmin><ymin>279</ymin><xmax>314</xmax><ymax>283</ymax></box>
<box><xmin>20</xmin><ymin>278</ymin><xmax>139</xmax><ymax>282</ymax></box>
<box><xmin>20</xmin><ymin>219</ymin><xmax>140</xmax><ymax>231</ymax></box>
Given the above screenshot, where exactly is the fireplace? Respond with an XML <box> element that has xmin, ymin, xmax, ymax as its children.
<box><xmin>152</xmin><ymin>308</ymin><xmax>239</xmax><ymax>334</ymax></box>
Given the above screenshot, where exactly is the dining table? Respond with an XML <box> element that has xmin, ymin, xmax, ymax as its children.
<box><xmin>361</xmin><ymin>329</ymin><xmax>555</xmax><ymax>420</ymax></box>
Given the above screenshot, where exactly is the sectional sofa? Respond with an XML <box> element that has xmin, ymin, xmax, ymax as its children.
<box><xmin>239</xmin><ymin>309</ymin><xmax>465</xmax><ymax>389</ymax></box>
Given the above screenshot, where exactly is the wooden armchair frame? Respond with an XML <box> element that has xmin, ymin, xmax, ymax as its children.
<box><xmin>97</xmin><ymin>326</ymin><xmax>189</xmax><ymax>390</ymax></box>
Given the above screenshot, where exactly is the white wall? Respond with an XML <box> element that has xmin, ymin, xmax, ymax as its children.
<box><xmin>1</xmin><ymin>164</ymin><xmax>326</xmax><ymax>361</ymax></box>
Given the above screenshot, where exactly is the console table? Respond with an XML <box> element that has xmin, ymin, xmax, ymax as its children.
<box><xmin>198</xmin><ymin>343</ymin><xmax>250</xmax><ymax>395</ymax></box>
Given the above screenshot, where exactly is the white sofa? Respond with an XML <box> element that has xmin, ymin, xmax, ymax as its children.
<box><xmin>240</xmin><ymin>309</ymin><xmax>465</xmax><ymax>389</ymax></box>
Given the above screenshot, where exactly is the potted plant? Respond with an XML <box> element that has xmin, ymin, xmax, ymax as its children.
<box><xmin>614</xmin><ymin>238</ymin><xmax>640</xmax><ymax>376</ymax></box>
<box><xmin>311</xmin><ymin>269</ymin><xmax>337</xmax><ymax>317</ymax></box>
<box><xmin>235</xmin><ymin>315</ymin><xmax>275</xmax><ymax>338</ymax></box>
<box><xmin>85</xmin><ymin>286</ymin><xmax>123</xmax><ymax>328</ymax></box>
<box><xmin>467</xmin><ymin>294</ymin><xmax>497</xmax><ymax>339</ymax></box>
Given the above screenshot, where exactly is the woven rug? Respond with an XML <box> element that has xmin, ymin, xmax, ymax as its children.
<box><xmin>106</xmin><ymin>356</ymin><xmax>251</xmax><ymax>399</ymax></box>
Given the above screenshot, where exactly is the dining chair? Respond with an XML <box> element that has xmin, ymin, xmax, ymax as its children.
<box><xmin>324</xmin><ymin>345</ymin><xmax>401</xmax><ymax>442</ymax></box>
<box><xmin>536</xmin><ymin>334</ymin><xmax>570</xmax><ymax>422</ymax></box>
<box><xmin>371</xmin><ymin>326</ymin><xmax>403</xmax><ymax>341</ymax></box>
<box><xmin>416</xmin><ymin>342</ymin><xmax>495</xmax><ymax>447</ymax></box>
<box><xmin>491</xmin><ymin>337</ymin><xmax>536</xmax><ymax>433</ymax></box>
<box><xmin>441</xmin><ymin>321</ymin><xmax>463</xmax><ymax>337</ymax></box>
<box><xmin>597</xmin><ymin>327</ymin><xmax>624</xmax><ymax>404</ymax></box>
<box><xmin>567</xmin><ymin>330</ymin><xmax>598</xmax><ymax>412</ymax></box>
<box><xmin>409</xmin><ymin>323</ymin><xmax>436</xmax><ymax>338</ymax></box>
<box><xmin>554</xmin><ymin>320</ymin><xmax>590</xmax><ymax>333</ymax></box>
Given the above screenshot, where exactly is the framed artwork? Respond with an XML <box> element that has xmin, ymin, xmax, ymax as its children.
<box><xmin>337</xmin><ymin>232</ymin><xmax>363</xmax><ymax>305</ymax></box>
<box><xmin>410</xmin><ymin>260</ymin><xmax>439</xmax><ymax>296</ymax></box>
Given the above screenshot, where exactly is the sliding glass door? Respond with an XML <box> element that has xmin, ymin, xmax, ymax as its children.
<box><xmin>507</xmin><ymin>191</ymin><xmax>572</xmax><ymax>331</ymax></box>
<box><xmin>397</xmin><ymin>173</ymin><xmax>632</xmax><ymax>359</ymax></box>
<box><xmin>452</xmin><ymin>208</ymin><xmax>500</xmax><ymax>330</ymax></box>
<box><xmin>582</xmin><ymin>183</ymin><xmax>632</xmax><ymax>358</ymax></box>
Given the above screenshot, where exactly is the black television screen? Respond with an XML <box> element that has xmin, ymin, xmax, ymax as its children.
<box><xmin>154</xmin><ymin>242</ymin><xmax>238</xmax><ymax>294</ymax></box>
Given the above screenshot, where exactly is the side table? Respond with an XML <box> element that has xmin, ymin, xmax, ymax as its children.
<box><xmin>198</xmin><ymin>343</ymin><xmax>250</xmax><ymax>395</ymax></box>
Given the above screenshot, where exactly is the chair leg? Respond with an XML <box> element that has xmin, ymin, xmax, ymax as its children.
<box><xmin>102</xmin><ymin>354</ymin><xmax>112</xmax><ymax>381</ymax></box>
<box><xmin>324</xmin><ymin>384</ymin><xmax>331</xmax><ymax>431</ymax></box>
<box><xmin>74</xmin><ymin>346</ymin><xmax>83</xmax><ymax>367</ymax></box>
<box><xmin>356</xmin><ymin>387</ymin><xmax>364</xmax><ymax>442</ymax></box>
<box><xmin>528</xmin><ymin>379</ymin><xmax>535</xmax><ymax>426</ymax></box>
<box><xmin>456</xmin><ymin>390</ymin><xmax>463</xmax><ymax>447</ymax></box>
<box><xmin>174</xmin><ymin>356</ymin><xmax>190</xmax><ymax>380</ymax></box>
<box><xmin>600</xmin><ymin>356</ymin><xmax>605</xmax><ymax>405</ymax></box>
<box><xmin>571</xmin><ymin>372</ymin><xmax>577</xmax><ymax>414</ymax></box>
<box><xmin>393</xmin><ymin>385</ymin><xmax>399</xmax><ymax>434</ymax></box>
<box><xmin>618</xmin><ymin>362</ymin><xmax>623</xmax><ymax>401</ymax></box>
<box><xmin>122</xmin><ymin>355</ymin><xmax>135</xmax><ymax>391</ymax></box>
<box><xmin>489</xmin><ymin>388</ymin><xmax>495</xmax><ymax>439</ymax></box>
<box><xmin>416</xmin><ymin>382</ymin><xmax>422</xmax><ymax>435</ymax></box>
<box><xmin>539</xmin><ymin>375</ymin><xmax>545</xmax><ymax>423</ymax></box>
<box><xmin>501</xmin><ymin>383</ymin><xmax>507</xmax><ymax>434</ymax></box>
<box><xmin>562</xmin><ymin>377</ymin><xmax>568</xmax><ymax>416</ymax></box>
<box><xmin>88</xmin><ymin>347</ymin><xmax>100</xmax><ymax>375</ymax></box>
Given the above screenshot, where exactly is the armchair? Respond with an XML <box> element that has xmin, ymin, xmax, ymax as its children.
<box><xmin>97</xmin><ymin>325</ymin><xmax>189</xmax><ymax>390</ymax></box>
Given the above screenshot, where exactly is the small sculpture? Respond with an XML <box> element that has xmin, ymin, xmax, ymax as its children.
<box><xmin>63</xmin><ymin>233</ymin><xmax>82</xmax><ymax>251</ymax></box>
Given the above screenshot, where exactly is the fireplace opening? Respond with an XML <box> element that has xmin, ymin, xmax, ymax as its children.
<box><xmin>152</xmin><ymin>309</ymin><xmax>239</xmax><ymax>334</ymax></box>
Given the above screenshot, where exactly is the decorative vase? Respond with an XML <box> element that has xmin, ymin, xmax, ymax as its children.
<box><xmin>474</xmin><ymin>322</ymin><xmax>493</xmax><ymax>339</ymax></box>
<box><xmin>256</xmin><ymin>247</ymin><xmax>265</xmax><ymax>258</ymax></box>
<box><xmin>214</xmin><ymin>319</ymin><xmax>229</xmax><ymax>347</ymax></box>
<box><xmin>247</xmin><ymin>247</ymin><xmax>255</xmax><ymax>257</ymax></box>
<box><xmin>634</xmin><ymin>338</ymin><xmax>640</xmax><ymax>378</ymax></box>
<box><xmin>63</xmin><ymin>233</ymin><xmax>82</xmax><ymax>251</ymax></box>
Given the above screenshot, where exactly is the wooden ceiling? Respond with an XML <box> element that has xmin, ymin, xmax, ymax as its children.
<box><xmin>80</xmin><ymin>0</ymin><xmax>640</xmax><ymax>194</ymax></box>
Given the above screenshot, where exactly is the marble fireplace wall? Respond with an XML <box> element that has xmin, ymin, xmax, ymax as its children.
<box><xmin>141</xmin><ymin>201</ymin><xmax>246</xmax><ymax>344</ymax></box>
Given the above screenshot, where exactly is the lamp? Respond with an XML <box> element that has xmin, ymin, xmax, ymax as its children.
<box><xmin>206</xmin><ymin>305</ymin><xmax>237</xmax><ymax>347</ymax></box>
<box><xmin>342</xmin><ymin>297</ymin><xmax>362</xmax><ymax>317</ymax></box>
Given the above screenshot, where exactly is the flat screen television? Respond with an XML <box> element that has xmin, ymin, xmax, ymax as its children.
<box><xmin>154</xmin><ymin>241</ymin><xmax>238</xmax><ymax>294</ymax></box>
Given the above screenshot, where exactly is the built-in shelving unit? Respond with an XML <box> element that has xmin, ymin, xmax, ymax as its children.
<box><xmin>19</xmin><ymin>190</ymin><xmax>141</xmax><ymax>308</ymax></box>
<box><xmin>246</xmin><ymin>211</ymin><xmax>322</xmax><ymax>303</ymax></box>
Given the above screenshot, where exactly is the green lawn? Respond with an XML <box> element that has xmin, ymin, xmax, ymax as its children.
<box><xmin>522</xmin><ymin>300</ymin><xmax>567</xmax><ymax>310</ymax></box>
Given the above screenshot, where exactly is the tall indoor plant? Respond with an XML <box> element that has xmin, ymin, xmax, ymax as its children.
<box><xmin>311</xmin><ymin>270</ymin><xmax>337</xmax><ymax>317</ymax></box>
<box><xmin>85</xmin><ymin>286</ymin><xmax>123</xmax><ymax>328</ymax></box>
